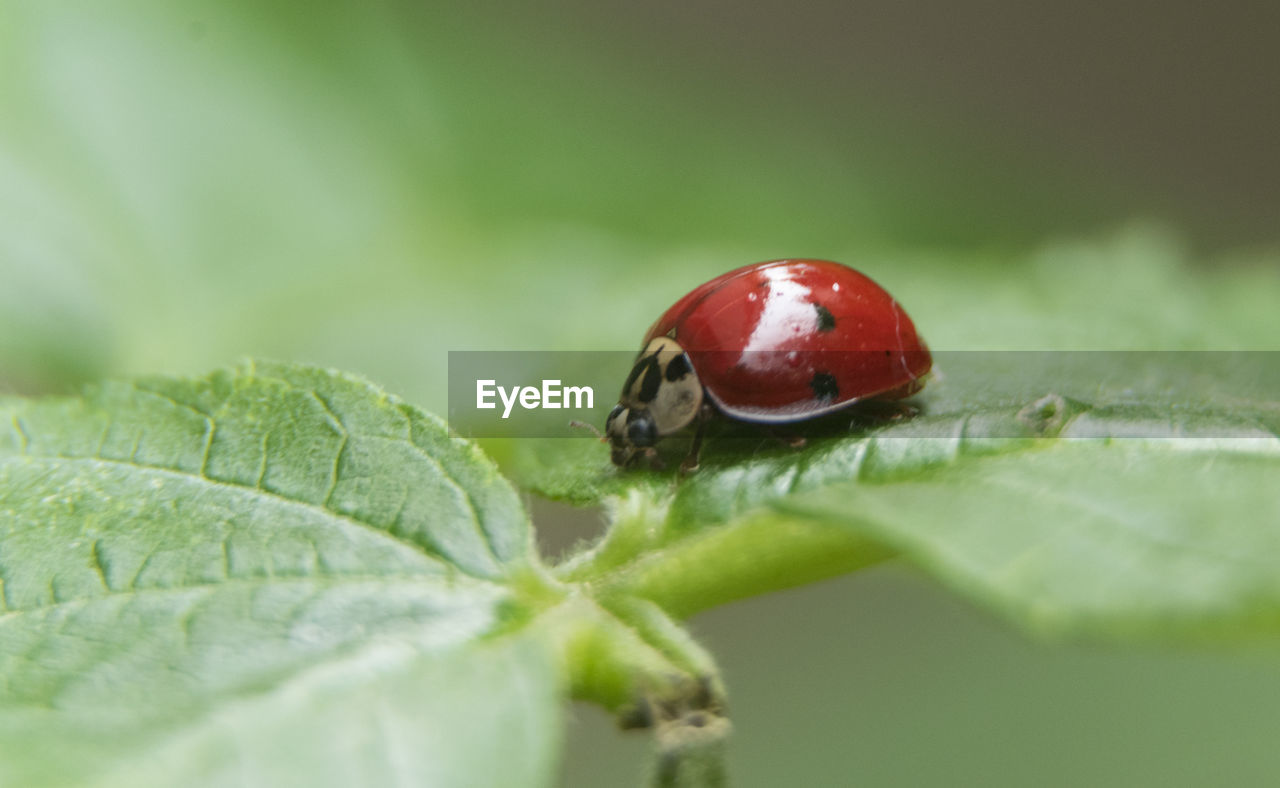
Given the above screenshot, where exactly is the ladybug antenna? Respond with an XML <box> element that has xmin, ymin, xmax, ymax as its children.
<box><xmin>569</xmin><ymin>420</ymin><xmax>605</xmax><ymax>441</ymax></box>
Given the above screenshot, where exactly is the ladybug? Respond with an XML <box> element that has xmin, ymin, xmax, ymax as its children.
<box><xmin>603</xmin><ymin>259</ymin><xmax>931</xmax><ymax>471</ymax></box>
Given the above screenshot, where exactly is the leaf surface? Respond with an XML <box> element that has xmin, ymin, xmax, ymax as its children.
<box><xmin>782</xmin><ymin>442</ymin><xmax>1280</xmax><ymax>639</ymax></box>
<box><xmin>0</xmin><ymin>362</ymin><xmax>558</xmax><ymax>787</ymax></box>
<box><xmin>554</xmin><ymin>350</ymin><xmax>1280</xmax><ymax>638</ymax></box>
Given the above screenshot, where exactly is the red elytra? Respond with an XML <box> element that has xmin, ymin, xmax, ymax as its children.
<box><xmin>643</xmin><ymin>259</ymin><xmax>931</xmax><ymax>422</ymax></box>
<box><xmin>602</xmin><ymin>259</ymin><xmax>931</xmax><ymax>470</ymax></box>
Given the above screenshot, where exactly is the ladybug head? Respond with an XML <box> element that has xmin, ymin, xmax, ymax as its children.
<box><xmin>605</xmin><ymin>337</ymin><xmax>704</xmax><ymax>468</ymax></box>
<box><xmin>605</xmin><ymin>404</ymin><xmax>657</xmax><ymax>466</ymax></box>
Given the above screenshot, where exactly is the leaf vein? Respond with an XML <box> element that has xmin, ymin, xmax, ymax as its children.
<box><xmin>127</xmin><ymin>383</ymin><xmax>219</xmax><ymax>476</ymax></box>
<box><xmin>255</xmin><ymin>430</ymin><xmax>271</xmax><ymax>490</ymax></box>
<box><xmin>0</xmin><ymin>573</ymin><xmax>483</xmax><ymax>620</ymax></box>
<box><xmin>9</xmin><ymin>416</ymin><xmax>28</xmax><ymax>454</ymax></box>
<box><xmin>0</xmin><ymin>455</ymin><xmax>465</xmax><ymax>578</ymax></box>
<box><xmin>129</xmin><ymin>552</ymin><xmax>154</xmax><ymax>591</ymax></box>
<box><xmin>199</xmin><ymin>421</ymin><xmax>216</xmax><ymax>480</ymax></box>
<box><xmin>404</xmin><ymin>435</ymin><xmax>500</xmax><ymax>565</ymax></box>
<box><xmin>90</xmin><ymin>539</ymin><xmax>111</xmax><ymax>592</ymax></box>
<box><xmin>307</xmin><ymin>390</ymin><xmax>348</xmax><ymax>509</ymax></box>
<box><xmin>257</xmin><ymin>379</ymin><xmax>504</xmax><ymax>570</ymax></box>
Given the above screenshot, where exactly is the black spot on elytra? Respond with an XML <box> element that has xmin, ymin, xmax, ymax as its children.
<box><xmin>637</xmin><ymin>358</ymin><xmax>662</xmax><ymax>403</ymax></box>
<box><xmin>810</xmin><ymin>371</ymin><xmax>839</xmax><ymax>401</ymax></box>
<box><xmin>813</xmin><ymin>303</ymin><xmax>836</xmax><ymax>332</ymax></box>
<box><xmin>664</xmin><ymin>353</ymin><xmax>691</xmax><ymax>381</ymax></box>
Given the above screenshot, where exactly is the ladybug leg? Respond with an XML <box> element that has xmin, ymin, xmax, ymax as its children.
<box><xmin>848</xmin><ymin>399</ymin><xmax>920</xmax><ymax>429</ymax></box>
<box><xmin>761</xmin><ymin>426</ymin><xmax>806</xmax><ymax>450</ymax></box>
<box><xmin>678</xmin><ymin>429</ymin><xmax>703</xmax><ymax>475</ymax></box>
<box><xmin>642</xmin><ymin>447</ymin><xmax>666</xmax><ymax>471</ymax></box>
<box><xmin>679</xmin><ymin>404</ymin><xmax>714</xmax><ymax>475</ymax></box>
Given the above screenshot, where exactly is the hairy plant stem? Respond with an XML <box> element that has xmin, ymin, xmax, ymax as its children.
<box><xmin>561</xmin><ymin>497</ymin><xmax>893</xmax><ymax>620</ymax></box>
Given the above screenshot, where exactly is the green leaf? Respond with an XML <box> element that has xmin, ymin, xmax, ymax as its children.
<box><xmin>0</xmin><ymin>362</ymin><xmax>561</xmax><ymax>786</ymax></box>
<box><xmin>0</xmin><ymin>634</ymin><xmax>559</xmax><ymax>788</ymax></box>
<box><xmin>542</xmin><ymin>345</ymin><xmax>1280</xmax><ymax>638</ymax></box>
<box><xmin>781</xmin><ymin>442</ymin><xmax>1280</xmax><ymax>640</ymax></box>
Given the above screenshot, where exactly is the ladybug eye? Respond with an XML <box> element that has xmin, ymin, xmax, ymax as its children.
<box><xmin>626</xmin><ymin>414</ymin><xmax>657</xmax><ymax>447</ymax></box>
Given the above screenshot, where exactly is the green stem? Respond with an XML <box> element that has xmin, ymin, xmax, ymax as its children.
<box><xmin>556</xmin><ymin>488</ymin><xmax>671</xmax><ymax>582</ymax></box>
<box><xmin>649</xmin><ymin>710</ymin><xmax>732</xmax><ymax>788</ymax></box>
<box><xmin>540</xmin><ymin>593</ymin><xmax>723</xmax><ymax>721</ymax></box>
<box><xmin>596</xmin><ymin>513</ymin><xmax>893</xmax><ymax>619</ymax></box>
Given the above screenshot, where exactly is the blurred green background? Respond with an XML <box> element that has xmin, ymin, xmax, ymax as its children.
<box><xmin>3</xmin><ymin>2</ymin><xmax>1279</xmax><ymax>785</ymax></box>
